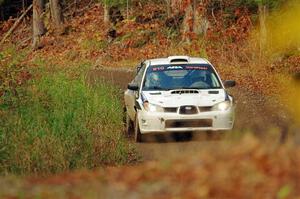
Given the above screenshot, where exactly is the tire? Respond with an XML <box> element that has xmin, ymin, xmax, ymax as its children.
<box><xmin>134</xmin><ymin>116</ymin><xmax>142</xmax><ymax>142</ymax></box>
<box><xmin>125</xmin><ymin>113</ymin><xmax>134</xmax><ymax>137</ymax></box>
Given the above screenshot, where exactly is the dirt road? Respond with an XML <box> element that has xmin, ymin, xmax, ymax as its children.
<box><xmin>88</xmin><ymin>67</ymin><xmax>289</xmax><ymax>161</ymax></box>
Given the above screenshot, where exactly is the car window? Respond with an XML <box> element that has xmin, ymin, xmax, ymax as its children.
<box><xmin>142</xmin><ymin>64</ymin><xmax>222</xmax><ymax>91</ymax></box>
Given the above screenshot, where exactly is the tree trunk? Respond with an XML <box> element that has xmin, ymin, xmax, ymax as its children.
<box><xmin>181</xmin><ymin>0</ymin><xmax>209</xmax><ymax>41</ymax></box>
<box><xmin>22</xmin><ymin>0</ymin><xmax>25</xmax><ymax>11</ymax></box>
<box><xmin>104</xmin><ymin>3</ymin><xmax>109</xmax><ymax>23</ymax></box>
<box><xmin>126</xmin><ymin>0</ymin><xmax>129</xmax><ymax>19</ymax></box>
<box><xmin>32</xmin><ymin>0</ymin><xmax>46</xmax><ymax>50</ymax></box>
<box><xmin>259</xmin><ymin>3</ymin><xmax>267</xmax><ymax>59</ymax></box>
<box><xmin>182</xmin><ymin>1</ymin><xmax>194</xmax><ymax>42</ymax></box>
<box><xmin>73</xmin><ymin>0</ymin><xmax>78</xmax><ymax>15</ymax></box>
<box><xmin>193</xmin><ymin>0</ymin><xmax>209</xmax><ymax>36</ymax></box>
<box><xmin>50</xmin><ymin>0</ymin><xmax>64</xmax><ymax>34</ymax></box>
<box><xmin>165</xmin><ymin>0</ymin><xmax>171</xmax><ymax>17</ymax></box>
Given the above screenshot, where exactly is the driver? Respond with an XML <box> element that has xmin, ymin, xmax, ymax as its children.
<box><xmin>146</xmin><ymin>72</ymin><xmax>161</xmax><ymax>88</ymax></box>
<box><xmin>190</xmin><ymin>71</ymin><xmax>210</xmax><ymax>88</ymax></box>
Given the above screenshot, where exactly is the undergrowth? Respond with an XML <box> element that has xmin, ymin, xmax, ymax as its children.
<box><xmin>0</xmin><ymin>47</ymin><xmax>137</xmax><ymax>176</ymax></box>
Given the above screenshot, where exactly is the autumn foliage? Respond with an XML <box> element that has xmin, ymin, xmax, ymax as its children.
<box><xmin>1</xmin><ymin>135</ymin><xmax>300</xmax><ymax>198</ymax></box>
<box><xmin>1</xmin><ymin>0</ymin><xmax>300</xmax><ymax>197</ymax></box>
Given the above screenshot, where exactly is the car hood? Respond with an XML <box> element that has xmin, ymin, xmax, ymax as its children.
<box><xmin>141</xmin><ymin>89</ymin><xmax>226</xmax><ymax>107</ymax></box>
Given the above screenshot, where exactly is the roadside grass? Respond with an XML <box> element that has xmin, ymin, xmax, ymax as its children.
<box><xmin>80</xmin><ymin>38</ymin><xmax>109</xmax><ymax>52</ymax></box>
<box><xmin>0</xmin><ymin>48</ymin><xmax>137</xmax><ymax>176</ymax></box>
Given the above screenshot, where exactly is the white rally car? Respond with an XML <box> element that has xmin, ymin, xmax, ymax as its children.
<box><xmin>124</xmin><ymin>56</ymin><xmax>236</xmax><ymax>142</ymax></box>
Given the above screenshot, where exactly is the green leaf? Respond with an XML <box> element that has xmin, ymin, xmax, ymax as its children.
<box><xmin>277</xmin><ymin>185</ymin><xmax>292</xmax><ymax>199</ymax></box>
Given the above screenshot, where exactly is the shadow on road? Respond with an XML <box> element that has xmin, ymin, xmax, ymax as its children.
<box><xmin>137</xmin><ymin>131</ymin><xmax>225</xmax><ymax>143</ymax></box>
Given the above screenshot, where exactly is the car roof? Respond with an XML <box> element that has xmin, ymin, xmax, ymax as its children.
<box><xmin>148</xmin><ymin>56</ymin><xmax>210</xmax><ymax>66</ymax></box>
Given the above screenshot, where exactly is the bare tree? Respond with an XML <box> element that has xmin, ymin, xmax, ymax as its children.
<box><xmin>102</xmin><ymin>0</ymin><xmax>110</xmax><ymax>24</ymax></box>
<box><xmin>258</xmin><ymin>3</ymin><xmax>267</xmax><ymax>59</ymax></box>
<box><xmin>193</xmin><ymin>0</ymin><xmax>208</xmax><ymax>36</ymax></box>
<box><xmin>182</xmin><ymin>0</ymin><xmax>209</xmax><ymax>41</ymax></box>
<box><xmin>182</xmin><ymin>2</ymin><xmax>193</xmax><ymax>42</ymax></box>
<box><xmin>32</xmin><ymin>0</ymin><xmax>46</xmax><ymax>50</ymax></box>
<box><xmin>104</xmin><ymin>3</ymin><xmax>109</xmax><ymax>23</ymax></box>
<box><xmin>50</xmin><ymin>0</ymin><xmax>64</xmax><ymax>34</ymax></box>
<box><xmin>165</xmin><ymin>0</ymin><xmax>171</xmax><ymax>17</ymax></box>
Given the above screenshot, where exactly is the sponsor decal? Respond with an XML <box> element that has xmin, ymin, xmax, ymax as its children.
<box><xmin>152</xmin><ymin>65</ymin><xmax>209</xmax><ymax>71</ymax></box>
<box><xmin>185</xmin><ymin>106</ymin><xmax>193</xmax><ymax>110</ymax></box>
<box><xmin>185</xmin><ymin>66</ymin><xmax>208</xmax><ymax>70</ymax></box>
<box><xmin>152</xmin><ymin>66</ymin><xmax>165</xmax><ymax>71</ymax></box>
<box><xmin>167</xmin><ymin>66</ymin><xmax>183</xmax><ymax>70</ymax></box>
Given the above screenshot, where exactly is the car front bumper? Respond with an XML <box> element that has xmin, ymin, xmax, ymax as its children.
<box><xmin>137</xmin><ymin>108</ymin><xmax>235</xmax><ymax>134</ymax></box>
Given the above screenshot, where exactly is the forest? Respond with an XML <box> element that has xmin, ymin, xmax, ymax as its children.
<box><xmin>1</xmin><ymin>0</ymin><xmax>300</xmax><ymax>198</ymax></box>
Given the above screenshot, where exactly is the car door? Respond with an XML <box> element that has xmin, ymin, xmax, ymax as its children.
<box><xmin>125</xmin><ymin>62</ymin><xmax>146</xmax><ymax>120</ymax></box>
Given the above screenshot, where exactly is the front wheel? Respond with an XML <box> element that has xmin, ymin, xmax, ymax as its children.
<box><xmin>125</xmin><ymin>113</ymin><xmax>134</xmax><ymax>137</ymax></box>
<box><xmin>134</xmin><ymin>116</ymin><xmax>142</xmax><ymax>142</ymax></box>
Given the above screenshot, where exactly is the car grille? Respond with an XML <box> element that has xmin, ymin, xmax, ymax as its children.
<box><xmin>199</xmin><ymin>106</ymin><xmax>212</xmax><ymax>112</ymax></box>
<box><xmin>179</xmin><ymin>106</ymin><xmax>198</xmax><ymax>114</ymax></box>
<box><xmin>164</xmin><ymin>107</ymin><xmax>178</xmax><ymax>113</ymax></box>
<box><xmin>164</xmin><ymin>106</ymin><xmax>212</xmax><ymax>113</ymax></box>
<box><xmin>165</xmin><ymin>119</ymin><xmax>213</xmax><ymax>128</ymax></box>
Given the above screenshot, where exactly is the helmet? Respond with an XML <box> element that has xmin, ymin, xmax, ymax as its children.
<box><xmin>150</xmin><ymin>72</ymin><xmax>160</xmax><ymax>82</ymax></box>
<box><xmin>146</xmin><ymin>72</ymin><xmax>161</xmax><ymax>88</ymax></box>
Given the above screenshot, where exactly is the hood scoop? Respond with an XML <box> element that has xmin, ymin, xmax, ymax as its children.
<box><xmin>208</xmin><ymin>90</ymin><xmax>219</xmax><ymax>94</ymax></box>
<box><xmin>171</xmin><ymin>90</ymin><xmax>199</xmax><ymax>94</ymax></box>
<box><xmin>150</xmin><ymin>92</ymin><xmax>162</xmax><ymax>95</ymax></box>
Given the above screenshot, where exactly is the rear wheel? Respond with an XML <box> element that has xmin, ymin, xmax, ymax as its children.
<box><xmin>134</xmin><ymin>116</ymin><xmax>142</xmax><ymax>142</ymax></box>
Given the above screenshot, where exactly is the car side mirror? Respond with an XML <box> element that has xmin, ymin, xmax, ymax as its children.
<box><xmin>128</xmin><ymin>83</ymin><xmax>139</xmax><ymax>91</ymax></box>
<box><xmin>224</xmin><ymin>80</ymin><xmax>236</xmax><ymax>88</ymax></box>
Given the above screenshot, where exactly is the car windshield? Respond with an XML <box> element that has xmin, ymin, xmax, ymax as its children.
<box><xmin>142</xmin><ymin>64</ymin><xmax>222</xmax><ymax>91</ymax></box>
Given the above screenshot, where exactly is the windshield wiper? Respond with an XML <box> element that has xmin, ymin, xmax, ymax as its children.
<box><xmin>177</xmin><ymin>87</ymin><xmax>204</xmax><ymax>90</ymax></box>
<box><xmin>148</xmin><ymin>86</ymin><xmax>170</xmax><ymax>91</ymax></box>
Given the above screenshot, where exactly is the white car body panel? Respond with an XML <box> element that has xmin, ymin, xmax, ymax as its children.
<box><xmin>142</xmin><ymin>90</ymin><xmax>226</xmax><ymax>107</ymax></box>
<box><xmin>137</xmin><ymin>108</ymin><xmax>234</xmax><ymax>133</ymax></box>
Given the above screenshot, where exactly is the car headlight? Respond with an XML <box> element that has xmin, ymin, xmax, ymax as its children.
<box><xmin>212</xmin><ymin>101</ymin><xmax>231</xmax><ymax>111</ymax></box>
<box><xmin>143</xmin><ymin>102</ymin><xmax>163</xmax><ymax>112</ymax></box>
